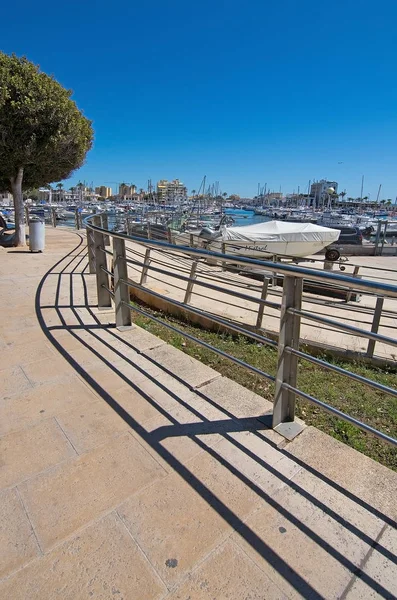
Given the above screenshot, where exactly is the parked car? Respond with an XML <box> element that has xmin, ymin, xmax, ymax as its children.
<box><xmin>334</xmin><ymin>226</ymin><xmax>363</xmax><ymax>245</ymax></box>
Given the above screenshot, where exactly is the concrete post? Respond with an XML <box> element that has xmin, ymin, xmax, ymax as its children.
<box><xmin>94</xmin><ymin>230</ymin><xmax>112</xmax><ymax>308</ymax></box>
<box><xmin>272</xmin><ymin>255</ymin><xmax>278</xmax><ymax>287</ymax></box>
<box><xmin>140</xmin><ymin>248</ymin><xmax>151</xmax><ymax>285</ymax></box>
<box><xmin>346</xmin><ymin>265</ymin><xmax>360</xmax><ymax>303</ymax></box>
<box><xmin>101</xmin><ymin>213</ymin><xmax>110</xmax><ymax>246</ymax></box>
<box><xmin>366</xmin><ymin>296</ymin><xmax>384</xmax><ymax>358</ymax></box>
<box><xmin>51</xmin><ymin>208</ymin><xmax>57</xmax><ymax>228</ymax></box>
<box><xmin>273</xmin><ymin>276</ymin><xmax>303</xmax><ymax>438</ymax></box>
<box><xmin>184</xmin><ymin>261</ymin><xmax>198</xmax><ymax>304</ymax></box>
<box><xmin>87</xmin><ymin>227</ymin><xmax>96</xmax><ymax>274</ymax></box>
<box><xmin>255</xmin><ymin>278</ymin><xmax>270</xmax><ymax>329</ymax></box>
<box><xmin>113</xmin><ymin>237</ymin><xmax>132</xmax><ymax>329</ymax></box>
<box><xmin>374</xmin><ymin>221</ymin><xmax>382</xmax><ymax>254</ymax></box>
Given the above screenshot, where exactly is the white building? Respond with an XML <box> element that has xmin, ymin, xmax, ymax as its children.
<box><xmin>156</xmin><ymin>179</ymin><xmax>187</xmax><ymax>202</ymax></box>
<box><xmin>0</xmin><ymin>192</ymin><xmax>13</xmax><ymax>206</ymax></box>
<box><xmin>310</xmin><ymin>180</ymin><xmax>338</xmax><ymax>206</ymax></box>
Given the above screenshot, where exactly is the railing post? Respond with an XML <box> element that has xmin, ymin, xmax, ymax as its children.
<box><xmin>51</xmin><ymin>208</ymin><xmax>57</xmax><ymax>228</ymax></box>
<box><xmin>75</xmin><ymin>209</ymin><xmax>80</xmax><ymax>230</ymax></box>
<box><xmin>255</xmin><ymin>277</ymin><xmax>270</xmax><ymax>329</ymax></box>
<box><xmin>221</xmin><ymin>242</ymin><xmax>227</xmax><ymax>271</ymax></box>
<box><xmin>189</xmin><ymin>233</ymin><xmax>194</xmax><ymax>247</ymax></box>
<box><xmin>140</xmin><ymin>248</ymin><xmax>151</xmax><ymax>285</ymax></box>
<box><xmin>94</xmin><ymin>229</ymin><xmax>112</xmax><ymax>308</ymax></box>
<box><xmin>184</xmin><ymin>260</ymin><xmax>198</xmax><ymax>304</ymax></box>
<box><xmin>366</xmin><ymin>296</ymin><xmax>384</xmax><ymax>358</ymax></box>
<box><xmin>272</xmin><ymin>255</ymin><xmax>278</xmax><ymax>287</ymax></box>
<box><xmin>113</xmin><ymin>237</ymin><xmax>132</xmax><ymax>329</ymax></box>
<box><xmin>87</xmin><ymin>227</ymin><xmax>96</xmax><ymax>274</ymax></box>
<box><xmin>273</xmin><ymin>275</ymin><xmax>304</xmax><ymax>439</ymax></box>
<box><xmin>147</xmin><ymin>221</ymin><xmax>151</xmax><ymax>239</ymax></box>
<box><xmin>101</xmin><ymin>213</ymin><xmax>110</xmax><ymax>246</ymax></box>
<box><xmin>346</xmin><ymin>265</ymin><xmax>360</xmax><ymax>303</ymax></box>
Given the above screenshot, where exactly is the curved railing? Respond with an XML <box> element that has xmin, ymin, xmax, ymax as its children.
<box><xmin>85</xmin><ymin>213</ymin><xmax>397</xmax><ymax>447</ymax></box>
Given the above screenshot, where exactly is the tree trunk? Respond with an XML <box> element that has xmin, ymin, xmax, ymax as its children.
<box><xmin>10</xmin><ymin>167</ymin><xmax>25</xmax><ymax>246</ymax></box>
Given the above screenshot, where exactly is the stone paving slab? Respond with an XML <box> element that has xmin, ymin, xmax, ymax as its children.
<box><xmin>119</xmin><ymin>449</ymin><xmax>263</xmax><ymax>589</ymax></box>
<box><xmin>199</xmin><ymin>375</ymin><xmax>274</xmax><ymax>418</ymax></box>
<box><xmin>345</xmin><ymin>524</ymin><xmax>397</xmax><ymax>599</ymax></box>
<box><xmin>56</xmin><ymin>400</ymin><xmax>132</xmax><ymax>454</ymax></box>
<box><xmin>0</xmin><ymin>365</ymin><xmax>33</xmax><ymax>398</ymax></box>
<box><xmin>0</xmin><ymin>513</ymin><xmax>167</xmax><ymax>599</ymax></box>
<box><xmin>0</xmin><ymin>375</ymin><xmax>98</xmax><ymax>437</ymax></box>
<box><xmin>284</xmin><ymin>426</ymin><xmax>397</xmax><ymax>521</ymax></box>
<box><xmin>0</xmin><ymin>228</ymin><xmax>396</xmax><ymax>599</ymax></box>
<box><xmin>143</xmin><ymin>343</ymin><xmax>221</xmax><ymax>389</ymax></box>
<box><xmin>18</xmin><ymin>433</ymin><xmax>166</xmax><ymax>551</ymax></box>
<box><xmin>0</xmin><ymin>418</ymin><xmax>75</xmax><ymax>489</ymax></box>
<box><xmin>0</xmin><ymin>488</ymin><xmax>40</xmax><ymax>579</ymax></box>
<box><xmin>166</xmin><ymin>539</ymin><xmax>289</xmax><ymax>599</ymax></box>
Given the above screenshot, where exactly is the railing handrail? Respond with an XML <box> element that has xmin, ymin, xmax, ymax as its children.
<box><xmin>85</xmin><ymin>214</ymin><xmax>397</xmax><ymax>299</ymax></box>
<box><xmin>85</xmin><ymin>213</ymin><xmax>397</xmax><ymax>449</ymax></box>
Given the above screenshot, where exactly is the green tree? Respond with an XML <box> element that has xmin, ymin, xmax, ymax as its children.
<box><xmin>24</xmin><ymin>188</ymin><xmax>39</xmax><ymax>201</ymax></box>
<box><xmin>0</xmin><ymin>53</ymin><xmax>93</xmax><ymax>245</ymax></box>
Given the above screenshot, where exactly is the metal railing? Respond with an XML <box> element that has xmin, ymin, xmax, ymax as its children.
<box><xmin>85</xmin><ymin>213</ymin><xmax>397</xmax><ymax>447</ymax></box>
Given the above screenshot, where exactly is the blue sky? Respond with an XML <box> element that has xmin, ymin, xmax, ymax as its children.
<box><xmin>2</xmin><ymin>0</ymin><xmax>397</xmax><ymax>199</ymax></box>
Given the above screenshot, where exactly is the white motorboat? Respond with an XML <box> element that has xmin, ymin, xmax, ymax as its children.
<box><xmin>174</xmin><ymin>221</ymin><xmax>340</xmax><ymax>258</ymax></box>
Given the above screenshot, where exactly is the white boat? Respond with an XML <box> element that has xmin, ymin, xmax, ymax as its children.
<box><xmin>174</xmin><ymin>221</ymin><xmax>340</xmax><ymax>258</ymax></box>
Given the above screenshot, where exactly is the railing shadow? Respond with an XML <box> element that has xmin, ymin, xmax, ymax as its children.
<box><xmin>34</xmin><ymin>233</ymin><xmax>397</xmax><ymax>599</ymax></box>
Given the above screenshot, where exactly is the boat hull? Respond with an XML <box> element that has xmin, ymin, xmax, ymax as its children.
<box><xmin>173</xmin><ymin>233</ymin><xmax>333</xmax><ymax>258</ymax></box>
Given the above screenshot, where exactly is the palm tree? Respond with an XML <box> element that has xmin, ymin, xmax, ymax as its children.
<box><xmin>339</xmin><ymin>191</ymin><xmax>346</xmax><ymax>203</ymax></box>
<box><xmin>56</xmin><ymin>182</ymin><xmax>64</xmax><ymax>203</ymax></box>
<box><xmin>191</xmin><ymin>189</ymin><xmax>196</xmax><ymax>197</ymax></box>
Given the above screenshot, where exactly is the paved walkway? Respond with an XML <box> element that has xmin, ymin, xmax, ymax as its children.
<box><xmin>124</xmin><ymin>240</ymin><xmax>397</xmax><ymax>361</ymax></box>
<box><xmin>0</xmin><ymin>227</ymin><xmax>396</xmax><ymax>599</ymax></box>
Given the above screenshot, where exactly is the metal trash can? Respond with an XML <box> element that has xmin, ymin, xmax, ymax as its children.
<box><xmin>29</xmin><ymin>218</ymin><xmax>45</xmax><ymax>252</ymax></box>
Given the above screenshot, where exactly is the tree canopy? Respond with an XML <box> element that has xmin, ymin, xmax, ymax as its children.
<box><xmin>0</xmin><ymin>52</ymin><xmax>93</xmax><ymax>244</ymax></box>
<box><xmin>0</xmin><ymin>53</ymin><xmax>93</xmax><ymax>191</ymax></box>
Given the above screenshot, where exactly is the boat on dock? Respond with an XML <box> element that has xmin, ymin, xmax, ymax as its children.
<box><xmin>174</xmin><ymin>221</ymin><xmax>340</xmax><ymax>258</ymax></box>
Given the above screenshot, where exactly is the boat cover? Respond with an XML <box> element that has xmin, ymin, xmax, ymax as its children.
<box><xmin>221</xmin><ymin>221</ymin><xmax>340</xmax><ymax>243</ymax></box>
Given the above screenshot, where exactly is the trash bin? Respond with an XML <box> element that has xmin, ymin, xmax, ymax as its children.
<box><xmin>29</xmin><ymin>218</ymin><xmax>45</xmax><ymax>252</ymax></box>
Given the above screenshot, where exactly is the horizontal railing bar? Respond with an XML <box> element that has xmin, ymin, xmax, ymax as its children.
<box><xmin>122</xmin><ymin>299</ymin><xmax>276</xmax><ymax>381</ymax></box>
<box><xmin>126</xmin><ymin>245</ymin><xmax>266</xmax><ymax>292</ymax></box>
<box><xmin>288</xmin><ymin>307</ymin><xmax>397</xmax><ymax>347</ymax></box>
<box><xmin>102</xmin><ymin>285</ymin><xmax>115</xmax><ymax>297</ymax></box>
<box><xmin>282</xmin><ymin>383</ymin><xmax>397</xmax><ymax>447</ymax></box>
<box><xmin>85</xmin><ymin>216</ymin><xmax>397</xmax><ymax>298</ymax></box>
<box><xmin>100</xmin><ymin>266</ymin><xmax>114</xmax><ymax>278</ymax></box>
<box><xmin>123</xmin><ymin>255</ymin><xmax>282</xmax><ymax>310</ymax></box>
<box><xmin>285</xmin><ymin>346</ymin><xmax>397</xmax><ymax>398</ymax></box>
<box><xmin>100</xmin><ymin>247</ymin><xmax>114</xmax><ymax>257</ymax></box>
<box><xmin>122</xmin><ymin>276</ymin><xmax>278</xmax><ymax>348</ymax></box>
